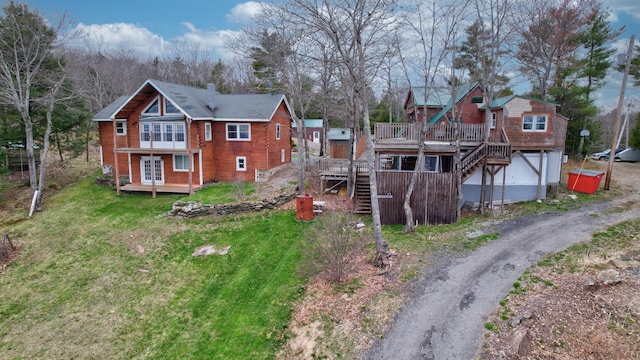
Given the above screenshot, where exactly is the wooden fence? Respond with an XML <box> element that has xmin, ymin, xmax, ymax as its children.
<box><xmin>329</xmin><ymin>136</ymin><xmax>367</xmax><ymax>159</ymax></box>
<box><xmin>376</xmin><ymin>171</ymin><xmax>458</xmax><ymax>225</ymax></box>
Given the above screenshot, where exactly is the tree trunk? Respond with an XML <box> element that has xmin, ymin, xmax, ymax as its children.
<box><xmin>23</xmin><ymin>119</ymin><xmax>38</xmax><ymax>196</ymax></box>
<box><xmin>55</xmin><ymin>133</ymin><xmax>64</xmax><ymax>162</ymax></box>
<box><xmin>347</xmin><ymin>127</ymin><xmax>354</xmax><ymax>199</ymax></box>
<box><xmin>295</xmin><ymin>118</ymin><xmax>306</xmax><ymax>194</ymax></box>
<box><xmin>85</xmin><ymin>126</ymin><xmax>91</xmax><ymax>162</ymax></box>
<box><xmin>35</xmin><ymin>100</ymin><xmax>57</xmax><ymax>210</ymax></box>
<box><xmin>403</xmin><ymin>137</ymin><xmax>423</xmax><ymax>233</ymax></box>
<box><xmin>362</xmin><ymin>104</ymin><xmax>390</xmax><ymax>266</ymax></box>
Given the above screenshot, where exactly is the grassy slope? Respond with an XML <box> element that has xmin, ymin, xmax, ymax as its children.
<box><xmin>0</xmin><ymin>178</ymin><xmax>306</xmax><ymax>359</ymax></box>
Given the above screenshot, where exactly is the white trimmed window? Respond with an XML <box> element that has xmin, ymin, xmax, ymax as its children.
<box><xmin>226</xmin><ymin>123</ymin><xmax>250</xmax><ymax>140</ymax></box>
<box><xmin>164</xmin><ymin>99</ymin><xmax>180</xmax><ymax>114</ymax></box>
<box><xmin>205</xmin><ymin>123</ymin><xmax>212</xmax><ymax>141</ymax></box>
<box><xmin>142</xmin><ymin>96</ymin><xmax>182</xmax><ymax>116</ymax></box>
<box><xmin>236</xmin><ymin>156</ymin><xmax>247</xmax><ymax>171</ymax></box>
<box><xmin>173</xmin><ymin>154</ymin><xmax>191</xmax><ymax>171</ymax></box>
<box><xmin>175</xmin><ymin>123</ymin><xmax>185</xmax><ymax>142</ymax></box>
<box><xmin>523</xmin><ymin>115</ymin><xmax>547</xmax><ymax>132</ymax></box>
<box><xmin>276</xmin><ymin>123</ymin><xmax>281</xmax><ymax>140</ymax></box>
<box><xmin>115</xmin><ymin>121</ymin><xmax>127</xmax><ymax>135</ymax></box>
<box><xmin>143</xmin><ymin>97</ymin><xmax>161</xmax><ymax>115</ymax></box>
<box><xmin>139</xmin><ymin>121</ymin><xmax>186</xmax><ymax>149</ymax></box>
<box><xmin>152</xmin><ymin>123</ymin><xmax>162</xmax><ymax>142</ymax></box>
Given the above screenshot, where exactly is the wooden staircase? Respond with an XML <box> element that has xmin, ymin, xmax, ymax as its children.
<box><xmin>353</xmin><ymin>173</ymin><xmax>372</xmax><ymax>214</ymax></box>
<box><xmin>461</xmin><ymin>142</ymin><xmax>512</xmax><ymax>182</ymax></box>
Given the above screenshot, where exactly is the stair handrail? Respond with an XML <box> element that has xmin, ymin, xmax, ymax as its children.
<box><xmin>461</xmin><ymin>143</ymin><xmax>486</xmax><ymax>175</ymax></box>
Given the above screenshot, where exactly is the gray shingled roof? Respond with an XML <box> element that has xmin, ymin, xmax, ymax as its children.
<box><xmin>213</xmin><ymin>93</ymin><xmax>289</xmax><ymax>121</ymax></box>
<box><xmin>93</xmin><ymin>96</ymin><xmax>129</xmax><ymax>121</ymax></box>
<box><xmin>150</xmin><ymin>79</ymin><xmax>213</xmax><ymax>119</ymax></box>
<box><xmin>92</xmin><ymin>79</ymin><xmax>292</xmax><ymax>122</ymax></box>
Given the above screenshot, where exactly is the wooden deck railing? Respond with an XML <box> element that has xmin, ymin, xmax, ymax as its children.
<box><xmin>375</xmin><ymin>123</ymin><xmax>485</xmax><ymax>142</ymax></box>
<box><xmin>487</xmin><ymin>143</ymin><xmax>511</xmax><ymax>160</ymax></box>
<box><xmin>318</xmin><ymin>158</ymin><xmax>369</xmax><ymax>174</ymax></box>
<box><xmin>461</xmin><ymin>143</ymin><xmax>486</xmax><ymax>175</ymax></box>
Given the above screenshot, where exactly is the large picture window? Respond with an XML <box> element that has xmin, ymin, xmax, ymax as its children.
<box><xmin>226</xmin><ymin>123</ymin><xmax>250</xmax><ymax>140</ymax></box>
<box><xmin>379</xmin><ymin>154</ymin><xmax>440</xmax><ymax>172</ymax></box>
<box><xmin>139</xmin><ymin>121</ymin><xmax>186</xmax><ymax>149</ymax></box>
<box><xmin>523</xmin><ymin>115</ymin><xmax>547</xmax><ymax>132</ymax></box>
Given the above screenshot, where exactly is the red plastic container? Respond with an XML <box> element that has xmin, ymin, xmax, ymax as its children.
<box><xmin>296</xmin><ymin>194</ymin><xmax>314</xmax><ymax>221</ymax></box>
<box><xmin>567</xmin><ymin>169</ymin><xmax>604</xmax><ymax>194</ymax></box>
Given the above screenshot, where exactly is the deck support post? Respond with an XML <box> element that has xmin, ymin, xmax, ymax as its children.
<box><xmin>113</xmin><ymin>117</ymin><xmax>120</xmax><ymax>196</ymax></box>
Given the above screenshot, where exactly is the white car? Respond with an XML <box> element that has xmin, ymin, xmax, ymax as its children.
<box><xmin>614</xmin><ymin>148</ymin><xmax>640</xmax><ymax>162</ymax></box>
<box><xmin>591</xmin><ymin>149</ymin><xmax>611</xmax><ymax>160</ymax></box>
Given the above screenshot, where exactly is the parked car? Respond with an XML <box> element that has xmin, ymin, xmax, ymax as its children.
<box><xmin>614</xmin><ymin>148</ymin><xmax>640</xmax><ymax>162</ymax></box>
<box><xmin>591</xmin><ymin>148</ymin><xmax>624</xmax><ymax>160</ymax></box>
<box><xmin>591</xmin><ymin>149</ymin><xmax>611</xmax><ymax>160</ymax></box>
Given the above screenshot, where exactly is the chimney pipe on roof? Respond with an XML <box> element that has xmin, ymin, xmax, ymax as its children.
<box><xmin>207</xmin><ymin>83</ymin><xmax>216</xmax><ymax>110</ymax></box>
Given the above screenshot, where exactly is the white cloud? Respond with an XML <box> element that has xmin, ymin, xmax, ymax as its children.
<box><xmin>74</xmin><ymin>23</ymin><xmax>168</xmax><ymax>56</ymax></box>
<box><xmin>608</xmin><ymin>0</ymin><xmax>640</xmax><ymax>21</ymax></box>
<box><xmin>225</xmin><ymin>1</ymin><xmax>263</xmax><ymax>24</ymax></box>
<box><xmin>175</xmin><ymin>23</ymin><xmax>241</xmax><ymax>59</ymax></box>
<box><xmin>68</xmin><ymin>21</ymin><xmax>241</xmax><ymax>60</ymax></box>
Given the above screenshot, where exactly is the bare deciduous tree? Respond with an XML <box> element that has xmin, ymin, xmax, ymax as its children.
<box><xmin>0</xmin><ymin>2</ymin><xmax>76</xmax><ymax>209</ymax></box>
<box><xmin>396</xmin><ymin>0</ymin><xmax>470</xmax><ymax>232</ymax></box>
<box><xmin>266</xmin><ymin>0</ymin><xmax>398</xmax><ymax>266</ymax></box>
<box><xmin>515</xmin><ymin>0</ymin><xmax>598</xmax><ymax>98</ymax></box>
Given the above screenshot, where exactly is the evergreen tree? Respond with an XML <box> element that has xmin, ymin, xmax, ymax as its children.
<box><xmin>454</xmin><ymin>20</ymin><xmax>510</xmax><ymax>91</ymax></box>
<box><xmin>576</xmin><ymin>7</ymin><xmax>624</xmax><ymax>101</ymax></box>
<box><xmin>208</xmin><ymin>59</ymin><xmax>231</xmax><ymax>94</ymax></box>
<box><xmin>629</xmin><ymin>112</ymin><xmax>640</xmax><ymax>149</ymax></box>
<box><xmin>629</xmin><ymin>43</ymin><xmax>640</xmax><ymax>86</ymax></box>
<box><xmin>249</xmin><ymin>30</ymin><xmax>292</xmax><ymax>93</ymax></box>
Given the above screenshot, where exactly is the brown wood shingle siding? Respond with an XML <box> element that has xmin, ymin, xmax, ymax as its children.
<box><xmin>503</xmin><ymin>99</ymin><xmax>557</xmax><ymax>150</ymax></box>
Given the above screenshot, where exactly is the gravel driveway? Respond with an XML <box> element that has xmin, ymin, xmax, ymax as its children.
<box><xmin>366</xmin><ymin>161</ymin><xmax>640</xmax><ymax>359</ymax></box>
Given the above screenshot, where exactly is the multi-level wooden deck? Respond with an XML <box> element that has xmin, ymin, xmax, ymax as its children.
<box><xmin>317</xmin><ymin>123</ymin><xmax>514</xmax><ymax>216</ymax></box>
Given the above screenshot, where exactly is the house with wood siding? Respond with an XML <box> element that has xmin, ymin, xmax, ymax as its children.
<box><xmin>291</xmin><ymin>119</ymin><xmax>324</xmax><ymax>144</ymax></box>
<box><xmin>93</xmin><ymin>79</ymin><xmax>294</xmax><ymax>195</ymax></box>
<box><xmin>320</xmin><ymin>83</ymin><xmax>568</xmax><ymax>225</ymax></box>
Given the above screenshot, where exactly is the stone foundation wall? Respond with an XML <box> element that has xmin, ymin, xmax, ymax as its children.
<box><xmin>168</xmin><ymin>192</ymin><xmax>297</xmax><ymax>218</ymax></box>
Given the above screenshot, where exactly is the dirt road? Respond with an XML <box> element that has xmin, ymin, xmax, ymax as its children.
<box><xmin>366</xmin><ymin>161</ymin><xmax>640</xmax><ymax>359</ymax></box>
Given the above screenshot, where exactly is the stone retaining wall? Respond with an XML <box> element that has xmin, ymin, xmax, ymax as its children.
<box><xmin>168</xmin><ymin>192</ymin><xmax>297</xmax><ymax>218</ymax></box>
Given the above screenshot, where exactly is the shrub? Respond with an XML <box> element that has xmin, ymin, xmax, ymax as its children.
<box><xmin>298</xmin><ymin>213</ymin><xmax>368</xmax><ymax>282</ymax></box>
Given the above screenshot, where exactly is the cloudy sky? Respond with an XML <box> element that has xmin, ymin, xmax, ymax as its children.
<box><xmin>27</xmin><ymin>0</ymin><xmax>640</xmax><ymax>109</ymax></box>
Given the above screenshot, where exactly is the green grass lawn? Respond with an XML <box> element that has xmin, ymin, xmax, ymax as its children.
<box><xmin>0</xmin><ymin>178</ymin><xmax>306</xmax><ymax>359</ymax></box>
<box><xmin>183</xmin><ymin>181</ymin><xmax>257</xmax><ymax>204</ymax></box>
